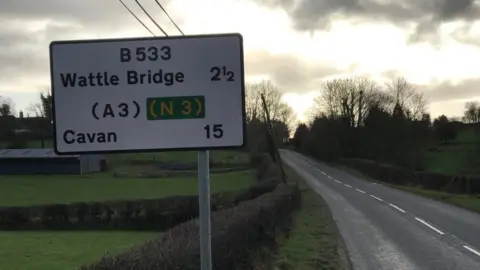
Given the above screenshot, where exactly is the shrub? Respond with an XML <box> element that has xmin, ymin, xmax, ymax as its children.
<box><xmin>80</xmin><ymin>183</ymin><xmax>300</xmax><ymax>270</ymax></box>
<box><xmin>468</xmin><ymin>175</ymin><xmax>480</xmax><ymax>194</ymax></box>
<box><xmin>419</xmin><ymin>172</ymin><xmax>452</xmax><ymax>190</ymax></box>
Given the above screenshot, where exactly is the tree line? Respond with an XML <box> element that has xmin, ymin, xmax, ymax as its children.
<box><xmin>0</xmin><ymin>90</ymin><xmax>53</xmax><ymax>148</ymax></box>
<box><xmin>293</xmin><ymin>76</ymin><xmax>478</xmax><ymax>170</ymax></box>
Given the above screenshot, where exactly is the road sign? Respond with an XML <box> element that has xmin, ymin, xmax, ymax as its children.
<box><xmin>49</xmin><ymin>34</ymin><xmax>246</xmax><ymax>155</ymax></box>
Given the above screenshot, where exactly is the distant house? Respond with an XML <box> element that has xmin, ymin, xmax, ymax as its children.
<box><xmin>0</xmin><ymin>148</ymin><xmax>104</xmax><ymax>175</ymax></box>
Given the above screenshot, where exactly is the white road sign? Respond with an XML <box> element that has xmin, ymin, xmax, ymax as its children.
<box><xmin>49</xmin><ymin>34</ymin><xmax>246</xmax><ymax>155</ymax></box>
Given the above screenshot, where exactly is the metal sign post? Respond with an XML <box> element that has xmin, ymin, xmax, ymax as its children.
<box><xmin>197</xmin><ymin>150</ymin><xmax>212</xmax><ymax>270</ymax></box>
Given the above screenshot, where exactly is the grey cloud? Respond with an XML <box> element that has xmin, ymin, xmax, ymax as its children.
<box><xmin>245</xmin><ymin>50</ymin><xmax>340</xmax><ymax>92</ymax></box>
<box><xmin>253</xmin><ymin>0</ymin><xmax>480</xmax><ymax>38</ymax></box>
<box><xmin>421</xmin><ymin>78</ymin><xmax>480</xmax><ymax>102</ymax></box>
<box><xmin>0</xmin><ymin>0</ymin><xmax>177</xmax><ymax>91</ymax></box>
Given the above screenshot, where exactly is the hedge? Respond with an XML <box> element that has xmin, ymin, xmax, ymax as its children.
<box><xmin>339</xmin><ymin>158</ymin><xmax>480</xmax><ymax>194</ymax></box>
<box><xmin>80</xmin><ymin>183</ymin><xmax>301</xmax><ymax>270</ymax></box>
<box><xmin>0</xmin><ymin>152</ymin><xmax>281</xmax><ymax>231</ymax></box>
<box><xmin>250</xmin><ymin>152</ymin><xmax>283</xmax><ymax>184</ymax></box>
<box><xmin>0</xmin><ymin>181</ymin><xmax>277</xmax><ymax>231</ymax></box>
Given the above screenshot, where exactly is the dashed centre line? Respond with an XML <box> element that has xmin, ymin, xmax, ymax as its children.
<box><xmin>344</xmin><ymin>184</ymin><xmax>352</xmax><ymax>188</ymax></box>
<box><xmin>334</xmin><ymin>180</ymin><xmax>342</xmax><ymax>184</ymax></box>
<box><xmin>389</xmin><ymin>204</ymin><xmax>406</xmax><ymax>213</ymax></box>
<box><xmin>356</xmin><ymin>189</ymin><xmax>366</xmax><ymax>194</ymax></box>
<box><xmin>414</xmin><ymin>218</ymin><xmax>445</xmax><ymax>235</ymax></box>
<box><xmin>464</xmin><ymin>245</ymin><xmax>480</xmax><ymax>257</ymax></box>
<box><xmin>370</xmin><ymin>195</ymin><xmax>383</xmax><ymax>202</ymax></box>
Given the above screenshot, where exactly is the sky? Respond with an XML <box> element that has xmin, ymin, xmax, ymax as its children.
<box><xmin>1</xmin><ymin>0</ymin><xmax>480</xmax><ymax>122</ymax></box>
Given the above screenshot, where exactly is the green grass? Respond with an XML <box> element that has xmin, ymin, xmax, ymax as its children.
<box><xmin>273</xmin><ymin>164</ymin><xmax>348</xmax><ymax>270</ymax></box>
<box><xmin>0</xmin><ymin>170</ymin><xmax>255</xmax><ymax>206</ymax></box>
<box><xmin>0</xmin><ymin>231</ymin><xmax>158</xmax><ymax>270</ymax></box>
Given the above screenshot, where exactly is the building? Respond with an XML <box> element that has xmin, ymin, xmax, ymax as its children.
<box><xmin>0</xmin><ymin>148</ymin><xmax>104</xmax><ymax>175</ymax></box>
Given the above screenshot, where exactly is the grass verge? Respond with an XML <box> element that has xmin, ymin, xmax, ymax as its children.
<box><xmin>0</xmin><ymin>170</ymin><xmax>255</xmax><ymax>206</ymax></box>
<box><xmin>333</xmin><ymin>163</ymin><xmax>480</xmax><ymax>214</ymax></box>
<box><xmin>272</xmin><ymin>163</ymin><xmax>349</xmax><ymax>270</ymax></box>
<box><xmin>0</xmin><ymin>231</ymin><xmax>157</xmax><ymax>270</ymax></box>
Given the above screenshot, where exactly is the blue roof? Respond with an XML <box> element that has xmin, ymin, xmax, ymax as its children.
<box><xmin>0</xmin><ymin>149</ymin><xmax>79</xmax><ymax>158</ymax></box>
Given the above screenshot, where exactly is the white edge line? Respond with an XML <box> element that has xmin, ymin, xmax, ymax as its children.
<box><xmin>389</xmin><ymin>203</ymin><xmax>406</xmax><ymax>213</ymax></box>
<box><xmin>355</xmin><ymin>189</ymin><xmax>366</xmax><ymax>194</ymax></box>
<box><xmin>463</xmin><ymin>245</ymin><xmax>480</xmax><ymax>257</ymax></box>
<box><xmin>344</xmin><ymin>184</ymin><xmax>352</xmax><ymax>188</ymax></box>
<box><xmin>370</xmin><ymin>195</ymin><xmax>383</xmax><ymax>202</ymax></box>
<box><xmin>414</xmin><ymin>217</ymin><xmax>444</xmax><ymax>235</ymax></box>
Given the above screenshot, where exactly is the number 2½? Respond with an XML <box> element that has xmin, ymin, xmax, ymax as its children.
<box><xmin>210</xmin><ymin>67</ymin><xmax>234</xmax><ymax>81</ymax></box>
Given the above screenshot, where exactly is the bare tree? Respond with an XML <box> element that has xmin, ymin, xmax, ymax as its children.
<box><xmin>28</xmin><ymin>89</ymin><xmax>52</xmax><ymax>121</ymax></box>
<box><xmin>245</xmin><ymin>80</ymin><xmax>293</xmax><ymax>124</ymax></box>
<box><xmin>464</xmin><ymin>101</ymin><xmax>480</xmax><ymax>123</ymax></box>
<box><xmin>312</xmin><ymin>76</ymin><xmax>387</xmax><ymax>127</ymax></box>
<box><xmin>245</xmin><ymin>84</ymin><xmax>262</xmax><ymax>122</ymax></box>
<box><xmin>409</xmin><ymin>92</ymin><xmax>427</xmax><ymax>120</ymax></box>
<box><xmin>385</xmin><ymin>77</ymin><xmax>427</xmax><ymax>120</ymax></box>
<box><xmin>0</xmin><ymin>96</ymin><xmax>15</xmax><ymax>116</ymax></box>
<box><xmin>386</xmin><ymin>77</ymin><xmax>415</xmax><ymax>108</ymax></box>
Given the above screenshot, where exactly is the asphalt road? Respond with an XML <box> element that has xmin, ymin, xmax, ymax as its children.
<box><xmin>281</xmin><ymin>150</ymin><xmax>480</xmax><ymax>270</ymax></box>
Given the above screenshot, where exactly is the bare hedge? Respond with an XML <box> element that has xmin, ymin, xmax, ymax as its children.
<box><xmin>80</xmin><ymin>183</ymin><xmax>300</xmax><ymax>270</ymax></box>
<box><xmin>0</xmin><ymin>181</ymin><xmax>277</xmax><ymax>231</ymax></box>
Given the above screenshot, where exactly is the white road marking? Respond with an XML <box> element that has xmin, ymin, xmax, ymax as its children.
<box><xmin>463</xmin><ymin>245</ymin><xmax>480</xmax><ymax>257</ymax></box>
<box><xmin>344</xmin><ymin>184</ymin><xmax>352</xmax><ymax>188</ymax></box>
<box><xmin>414</xmin><ymin>218</ymin><xmax>445</xmax><ymax>235</ymax></box>
<box><xmin>389</xmin><ymin>204</ymin><xmax>406</xmax><ymax>213</ymax></box>
<box><xmin>321</xmin><ymin>172</ymin><xmax>326</xmax><ymax>175</ymax></box>
<box><xmin>356</xmin><ymin>189</ymin><xmax>366</xmax><ymax>194</ymax></box>
<box><xmin>334</xmin><ymin>180</ymin><xmax>342</xmax><ymax>184</ymax></box>
<box><xmin>327</xmin><ymin>175</ymin><xmax>333</xmax><ymax>179</ymax></box>
<box><xmin>370</xmin><ymin>195</ymin><xmax>383</xmax><ymax>202</ymax></box>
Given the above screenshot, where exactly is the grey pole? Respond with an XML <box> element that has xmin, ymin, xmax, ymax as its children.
<box><xmin>197</xmin><ymin>150</ymin><xmax>212</xmax><ymax>270</ymax></box>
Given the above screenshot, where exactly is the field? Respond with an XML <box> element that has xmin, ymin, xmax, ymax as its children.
<box><xmin>0</xmin><ymin>142</ymin><xmax>254</xmax><ymax>269</ymax></box>
<box><xmin>0</xmin><ymin>170</ymin><xmax>254</xmax><ymax>206</ymax></box>
<box><xmin>424</xmin><ymin>127</ymin><xmax>480</xmax><ymax>175</ymax></box>
<box><xmin>0</xmin><ymin>231</ymin><xmax>158</xmax><ymax>270</ymax></box>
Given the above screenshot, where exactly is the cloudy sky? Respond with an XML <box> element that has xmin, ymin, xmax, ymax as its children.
<box><xmin>1</xmin><ymin>0</ymin><xmax>480</xmax><ymax>121</ymax></box>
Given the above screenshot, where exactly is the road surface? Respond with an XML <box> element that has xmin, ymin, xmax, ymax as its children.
<box><xmin>281</xmin><ymin>150</ymin><xmax>480</xmax><ymax>270</ymax></box>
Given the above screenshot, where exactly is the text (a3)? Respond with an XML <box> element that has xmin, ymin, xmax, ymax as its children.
<box><xmin>204</xmin><ymin>124</ymin><xmax>223</xmax><ymax>139</ymax></box>
<box><xmin>210</xmin><ymin>66</ymin><xmax>234</xmax><ymax>82</ymax></box>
